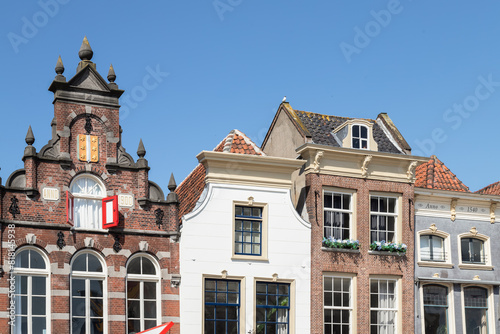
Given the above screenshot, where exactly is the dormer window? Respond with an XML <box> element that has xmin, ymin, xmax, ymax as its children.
<box><xmin>352</xmin><ymin>125</ymin><xmax>368</xmax><ymax>149</ymax></box>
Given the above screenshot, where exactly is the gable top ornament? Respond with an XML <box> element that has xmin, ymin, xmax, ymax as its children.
<box><xmin>470</xmin><ymin>226</ymin><xmax>478</xmax><ymax>236</ymax></box>
<box><xmin>429</xmin><ymin>224</ymin><xmax>438</xmax><ymax>233</ymax></box>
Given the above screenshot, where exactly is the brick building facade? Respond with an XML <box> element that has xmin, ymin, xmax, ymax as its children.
<box><xmin>0</xmin><ymin>38</ymin><xmax>180</xmax><ymax>334</ymax></box>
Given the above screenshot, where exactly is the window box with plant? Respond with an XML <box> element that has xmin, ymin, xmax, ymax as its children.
<box><xmin>369</xmin><ymin>240</ymin><xmax>407</xmax><ymax>254</ymax></box>
<box><xmin>322</xmin><ymin>236</ymin><xmax>360</xmax><ymax>250</ymax></box>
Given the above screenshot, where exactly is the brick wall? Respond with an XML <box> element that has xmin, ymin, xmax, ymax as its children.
<box><xmin>307</xmin><ymin>173</ymin><xmax>415</xmax><ymax>334</ymax></box>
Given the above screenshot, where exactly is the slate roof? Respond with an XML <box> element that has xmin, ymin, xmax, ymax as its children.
<box><xmin>415</xmin><ymin>155</ymin><xmax>470</xmax><ymax>192</ymax></box>
<box><xmin>292</xmin><ymin>110</ymin><xmax>402</xmax><ymax>154</ymax></box>
<box><xmin>475</xmin><ymin>181</ymin><xmax>500</xmax><ymax>195</ymax></box>
<box><xmin>175</xmin><ymin>130</ymin><xmax>264</xmax><ymax>218</ymax></box>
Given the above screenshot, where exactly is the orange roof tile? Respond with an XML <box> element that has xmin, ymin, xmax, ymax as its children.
<box><xmin>415</xmin><ymin>155</ymin><xmax>470</xmax><ymax>192</ymax></box>
<box><xmin>176</xmin><ymin>130</ymin><xmax>264</xmax><ymax>218</ymax></box>
<box><xmin>475</xmin><ymin>181</ymin><xmax>500</xmax><ymax>195</ymax></box>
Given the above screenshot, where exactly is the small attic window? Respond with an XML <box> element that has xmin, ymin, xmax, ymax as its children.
<box><xmin>352</xmin><ymin>125</ymin><xmax>368</xmax><ymax>149</ymax></box>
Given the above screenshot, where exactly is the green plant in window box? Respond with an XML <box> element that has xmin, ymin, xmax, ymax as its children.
<box><xmin>322</xmin><ymin>237</ymin><xmax>360</xmax><ymax>250</ymax></box>
<box><xmin>369</xmin><ymin>240</ymin><xmax>407</xmax><ymax>254</ymax></box>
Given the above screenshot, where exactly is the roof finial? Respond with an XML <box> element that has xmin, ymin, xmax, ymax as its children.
<box><xmin>25</xmin><ymin>125</ymin><xmax>35</xmax><ymax>146</ymax></box>
<box><xmin>107</xmin><ymin>64</ymin><xmax>116</xmax><ymax>83</ymax></box>
<box><xmin>54</xmin><ymin>55</ymin><xmax>66</xmax><ymax>82</ymax></box>
<box><xmin>168</xmin><ymin>173</ymin><xmax>177</xmax><ymax>191</ymax></box>
<box><xmin>79</xmin><ymin>36</ymin><xmax>93</xmax><ymax>61</ymax></box>
<box><xmin>137</xmin><ymin>139</ymin><xmax>146</xmax><ymax>158</ymax></box>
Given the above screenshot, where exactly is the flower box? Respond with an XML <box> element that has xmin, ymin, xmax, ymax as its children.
<box><xmin>322</xmin><ymin>237</ymin><xmax>360</xmax><ymax>250</ymax></box>
<box><xmin>369</xmin><ymin>241</ymin><xmax>407</xmax><ymax>254</ymax></box>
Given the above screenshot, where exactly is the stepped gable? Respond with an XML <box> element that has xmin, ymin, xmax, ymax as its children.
<box><xmin>176</xmin><ymin>130</ymin><xmax>264</xmax><ymax>218</ymax></box>
<box><xmin>415</xmin><ymin>155</ymin><xmax>470</xmax><ymax>192</ymax></box>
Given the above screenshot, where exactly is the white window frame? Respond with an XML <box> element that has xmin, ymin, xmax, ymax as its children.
<box><xmin>369</xmin><ymin>194</ymin><xmax>400</xmax><ymax>244</ymax></box>
<box><xmin>70</xmin><ymin>174</ymin><xmax>106</xmax><ymax>230</ymax></box>
<box><xmin>461</xmin><ymin>285</ymin><xmax>495</xmax><ymax>334</ymax></box>
<box><xmin>323</xmin><ymin>273</ymin><xmax>355</xmax><ymax>334</ymax></box>
<box><xmin>70</xmin><ymin>250</ymin><xmax>107</xmax><ymax>334</ymax></box>
<box><xmin>126</xmin><ymin>253</ymin><xmax>162</xmax><ymax>333</ymax></box>
<box><xmin>323</xmin><ymin>189</ymin><xmax>356</xmax><ymax>241</ymax></box>
<box><xmin>12</xmin><ymin>246</ymin><xmax>51</xmax><ymax>334</ymax></box>
<box><xmin>419</xmin><ymin>283</ymin><xmax>454</xmax><ymax>334</ymax></box>
<box><xmin>417</xmin><ymin>229</ymin><xmax>452</xmax><ymax>268</ymax></box>
<box><xmin>457</xmin><ymin>232</ymin><xmax>493</xmax><ymax>270</ymax></box>
<box><xmin>351</xmin><ymin>124</ymin><xmax>369</xmax><ymax>150</ymax></box>
<box><xmin>369</xmin><ymin>277</ymin><xmax>400</xmax><ymax>334</ymax></box>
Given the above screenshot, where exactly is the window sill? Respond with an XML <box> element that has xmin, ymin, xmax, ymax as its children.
<box><xmin>368</xmin><ymin>250</ymin><xmax>406</xmax><ymax>256</ymax></box>
<box><xmin>321</xmin><ymin>247</ymin><xmax>360</xmax><ymax>254</ymax></box>
<box><xmin>231</xmin><ymin>255</ymin><xmax>268</xmax><ymax>262</ymax></box>
<box><xmin>458</xmin><ymin>264</ymin><xmax>494</xmax><ymax>271</ymax></box>
<box><xmin>418</xmin><ymin>261</ymin><xmax>453</xmax><ymax>268</ymax></box>
<box><xmin>71</xmin><ymin>228</ymin><xmax>109</xmax><ymax>234</ymax></box>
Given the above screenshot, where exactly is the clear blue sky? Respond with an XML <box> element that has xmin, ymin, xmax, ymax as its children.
<box><xmin>1</xmin><ymin>1</ymin><xmax>499</xmax><ymax>192</ymax></box>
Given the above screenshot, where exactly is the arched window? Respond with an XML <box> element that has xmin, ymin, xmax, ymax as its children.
<box><xmin>464</xmin><ymin>287</ymin><xmax>489</xmax><ymax>334</ymax></box>
<box><xmin>352</xmin><ymin>125</ymin><xmax>368</xmax><ymax>149</ymax></box>
<box><xmin>12</xmin><ymin>247</ymin><xmax>50</xmax><ymax>334</ymax></box>
<box><xmin>70</xmin><ymin>175</ymin><xmax>105</xmax><ymax>229</ymax></box>
<box><xmin>423</xmin><ymin>285</ymin><xmax>448</xmax><ymax>333</ymax></box>
<box><xmin>71</xmin><ymin>251</ymin><xmax>107</xmax><ymax>334</ymax></box>
<box><xmin>126</xmin><ymin>254</ymin><xmax>161</xmax><ymax>333</ymax></box>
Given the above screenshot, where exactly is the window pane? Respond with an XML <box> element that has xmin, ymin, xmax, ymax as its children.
<box><xmin>128</xmin><ymin>300</ymin><xmax>140</xmax><ymax>318</ymax></box>
<box><xmin>145</xmin><ymin>320</ymin><xmax>157</xmax><ymax>331</ymax></box>
<box><xmin>72</xmin><ymin>318</ymin><xmax>85</xmax><ymax>334</ymax></box>
<box><xmin>32</xmin><ymin>276</ymin><xmax>46</xmax><ymax>295</ymax></box>
<box><xmin>141</xmin><ymin>258</ymin><xmax>156</xmax><ymax>275</ymax></box>
<box><xmin>353</xmin><ymin>125</ymin><xmax>359</xmax><ymax>137</ymax></box>
<box><xmin>32</xmin><ymin>297</ymin><xmax>46</xmax><ymax>315</ymax></box>
<box><xmin>90</xmin><ymin>298</ymin><xmax>103</xmax><ymax>317</ymax></box>
<box><xmin>324</xmin><ymin>193</ymin><xmax>333</xmax><ymax>208</ymax></box>
<box><xmin>72</xmin><ymin>298</ymin><xmax>86</xmax><ymax>316</ymax></box>
<box><xmin>15</xmin><ymin>250</ymin><xmax>29</xmax><ymax>268</ymax></box>
<box><xmin>15</xmin><ymin>275</ymin><xmax>27</xmax><ymax>295</ymax></box>
<box><xmin>420</xmin><ymin>236</ymin><xmax>430</xmax><ymax>260</ymax></box>
<box><xmin>461</xmin><ymin>238</ymin><xmax>470</xmax><ymax>262</ymax></box>
<box><xmin>127</xmin><ymin>257</ymin><xmax>141</xmax><ymax>274</ymax></box>
<box><xmin>333</xmin><ymin>194</ymin><xmax>342</xmax><ymax>209</ymax></box>
<box><xmin>144</xmin><ymin>301</ymin><xmax>157</xmax><ymax>318</ymax></box>
<box><xmin>144</xmin><ymin>282</ymin><xmax>156</xmax><ymax>299</ymax></box>
<box><xmin>353</xmin><ymin>138</ymin><xmax>360</xmax><ymax>148</ymax></box>
<box><xmin>87</xmin><ymin>254</ymin><xmax>102</xmax><ymax>272</ymax></box>
<box><xmin>90</xmin><ymin>280</ymin><xmax>103</xmax><ymax>298</ymax></box>
<box><xmin>128</xmin><ymin>320</ymin><xmax>140</xmax><ymax>333</ymax></box>
<box><xmin>72</xmin><ymin>279</ymin><xmax>85</xmax><ymax>297</ymax></box>
<box><xmin>30</xmin><ymin>250</ymin><xmax>45</xmax><ymax>269</ymax></box>
<box><xmin>72</xmin><ymin>254</ymin><xmax>86</xmax><ymax>271</ymax></box>
<box><xmin>90</xmin><ymin>318</ymin><xmax>104</xmax><ymax>334</ymax></box>
<box><xmin>32</xmin><ymin>317</ymin><xmax>47</xmax><ymax>334</ymax></box>
<box><xmin>371</xmin><ymin>197</ymin><xmax>378</xmax><ymax>212</ymax></box>
<box><xmin>361</xmin><ymin>126</ymin><xmax>367</xmax><ymax>138</ymax></box>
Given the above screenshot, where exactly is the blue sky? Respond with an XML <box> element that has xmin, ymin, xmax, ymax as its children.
<box><xmin>1</xmin><ymin>1</ymin><xmax>499</xmax><ymax>192</ymax></box>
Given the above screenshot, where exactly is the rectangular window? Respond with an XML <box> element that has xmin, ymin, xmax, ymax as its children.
<box><xmin>461</xmin><ymin>238</ymin><xmax>485</xmax><ymax>264</ymax></box>
<box><xmin>370</xmin><ymin>196</ymin><xmax>397</xmax><ymax>243</ymax></box>
<box><xmin>370</xmin><ymin>279</ymin><xmax>397</xmax><ymax>334</ymax></box>
<box><xmin>256</xmin><ymin>282</ymin><xmax>290</xmax><ymax>334</ymax></box>
<box><xmin>324</xmin><ymin>276</ymin><xmax>351</xmax><ymax>334</ymax></box>
<box><xmin>423</xmin><ymin>285</ymin><xmax>449</xmax><ymax>333</ymax></box>
<box><xmin>324</xmin><ymin>192</ymin><xmax>352</xmax><ymax>240</ymax></box>
<box><xmin>464</xmin><ymin>287</ymin><xmax>489</xmax><ymax>334</ymax></box>
<box><xmin>235</xmin><ymin>206</ymin><xmax>262</xmax><ymax>256</ymax></box>
<box><xmin>420</xmin><ymin>235</ymin><xmax>445</xmax><ymax>262</ymax></box>
<box><xmin>204</xmin><ymin>279</ymin><xmax>240</xmax><ymax>334</ymax></box>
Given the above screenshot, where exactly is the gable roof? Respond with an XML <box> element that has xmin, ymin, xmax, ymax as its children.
<box><xmin>262</xmin><ymin>102</ymin><xmax>408</xmax><ymax>154</ymax></box>
<box><xmin>475</xmin><ymin>181</ymin><xmax>500</xmax><ymax>195</ymax></box>
<box><xmin>176</xmin><ymin>130</ymin><xmax>264</xmax><ymax>218</ymax></box>
<box><xmin>415</xmin><ymin>155</ymin><xmax>470</xmax><ymax>192</ymax></box>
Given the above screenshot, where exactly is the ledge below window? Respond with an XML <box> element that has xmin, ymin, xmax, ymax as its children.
<box><xmin>418</xmin><ymin>261</ymin><xmax>454</xmax><ymax>269</ymax></box>
<box><xmin>321</xmin><ymin>247</ymin><xmax>360</xmax><ymax>254</ymax></box>
<box><xmin>458</xmin><ymin>264</ymin><xmax>494</xmax><ymax>271</ymax></box>
<box><xmin>368</xmin><ymin>250</ymin><xmax>406</xmax><ymax>256</ymax></box>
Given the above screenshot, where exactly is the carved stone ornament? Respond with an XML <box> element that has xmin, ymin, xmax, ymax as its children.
<box><xmin>450</xmin><ymin>199</ymin><xmax>458</xmax><ymax>222</ymax></box>
<box><xmin>312</xmin><ymin>150</ymin><xmax>324</xmax><ymax>173</ymax></box>
<box><xmin>432</xmin><ymin>273</ymin><xmax>440</xmax><ymax>278</ymax></box>
<box><xmin>57</xmin><ymin>231</ymin><xmax>66</xmax><ymax>250</ymax></box>
<box><xmin>473</xmin><ymin>275</ymin><xmax>481</xmax><ymax>281</ymax></box>
<box><xmin>155</xmin><ymin>208</ymin><xmax>164</xmax><ymax>227</ymax></box>
<box><xmin>113</xmin><ymin>235</ymin><xmax>122</xmax><ymax>253</ymax></box>
<box><xmin>85</xmin><ymin>115</ymin><xmax>93</xmax><ymax>134</ymax></box>
<box><xmin>361</xmin><ymin>155</ymin><xmax>372</xmax><ymax>178</ymax></box>
<box><xmin>9</xmin><ymin>196</ymin><xmax>20</xmax><ymax>219</ymax></box>
<box><xmin>84</xmin><ymin>237</ymin><xmax>94</xmax><ymax>248</ymax></box>
<box><xmin>139</xmin><ymin>241</ymin><xmax>149</xmax><ymax>252</ymax></box>
<box><xmin>248</xmin><ymin>196</ymin><xmax>254</xmax><ymax>206</ymax></box>
<box><xmin>272</xmin><ymin>273</ymin><xmax>278</xmax><ymax>282</ymax></box>
<box><xmin>490</xmin><ymin>202</ymin><xmax>497</xmax><ymax>224</ymax></box>
<box><xmin>429</xmin><ymin>224</ymin><xmax>438</xmax><ymax>233</ymax></box>
<box><xmin>407</xmin><ymin>161</ymin><xmax>418</xmax><ymax>182</ymax></box>
<box><xmin>470</xmin><ymin>227</ymin><xmax>478</xmax><ymax>236</ymax></box>
<box><xmin>221</xmin><ymin>270</ymin><xmax>228</xmax><ymax>279</ymax></box>
<box><xmin>26</xmin><ymin>234</ymin><xmax>36</xmax><ymax>245</ymax></box>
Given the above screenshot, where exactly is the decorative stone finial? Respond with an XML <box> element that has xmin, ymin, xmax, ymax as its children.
<box><xmin>168</xmin><ymin>173</ymin><xmax>177</xmax><ymax>191</ymax></box>
<box><xmin>54</xmin><ymin>55</ymin><xmax>66</xmax><ymax>82</ymax></box>
<box><xmin>79</xmin><ymin>36</ymin><xmax>93</xmax><ymax>61</ymax></box>
<box><xmin>137</xmin><ymin>139</ymin><xmax>146</xmax><ymax>158</ymax></box>
<box><xmin>107</xmin><ymin>64</ymin><xmax>116</xmax><ymax>82</ymax></box>
<box><xmin>25</xmin><ymin>125</ymin><xmax>35</xmax><ymax>146</ymax></box>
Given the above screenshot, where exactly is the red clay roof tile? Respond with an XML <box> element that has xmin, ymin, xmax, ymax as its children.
<box><xmin>415</xmin><ymin>155</ymin><xmax>470</xmax><ymax>192</ymax></box>
<box><xmin>175</xmin><ymin>130</ymin><xmax>264</xmax><ymax>217</ymax></box>
<box><xmin>475</xmin><ymin>181</ymin><xmax>500</xmax><ymax>195</ymax></box>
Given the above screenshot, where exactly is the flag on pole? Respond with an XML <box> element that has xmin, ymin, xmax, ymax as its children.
<box><xmin>137</xmin><ymin>322</ymin><xmax>174</xmax><ymax>334</ymax></box>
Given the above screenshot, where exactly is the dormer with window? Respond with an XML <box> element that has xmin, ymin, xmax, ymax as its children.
<box><xmin>332</xmin><ymin>119</ymin><xmax>378</xmax><ymax>151</ymax></box>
